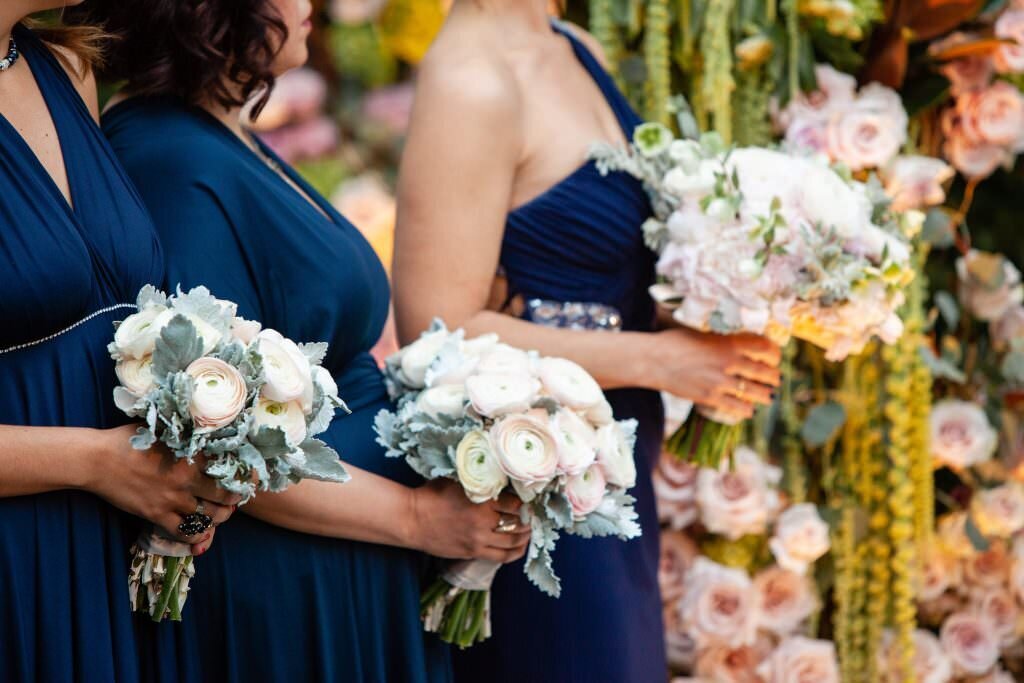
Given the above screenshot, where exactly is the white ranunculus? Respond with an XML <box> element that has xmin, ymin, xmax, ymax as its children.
<box><xmin>696</xmin><ymin>446</ymin><xmax>782</xmax><ymax>540</ymax></box>
<box><xmin>753</xmin><ymin>566</ymin><xmax>819</xmax><ymax>637</ymax></box>
<box><xmin>465</xmin><ymin>373</ymin><xmax>540</xmax><ymax>418</ymax></box>
<box><xmin>930</xmin><ymin>400</ymin><xmax>998</xmax><ymax>470</ymax></box>
<box><xmin>489</xmin><ymin>412</ymin><xmax>559</xmax><ymax>488</ymax></box>
<box><xmin>231</xmin><ymin>317</ymin><xmax>262</xmax><ymax>345</ymax></box>
<box><xmin>940</xmin><ymin>612</ymin><xmax>1001</xmax><ymax>675</ymax></box>
<box><xmin>256</xmin><ymin>329</ymin><xmax>314</xmax><ymax>411</ymax></box>
<box><xmin>185</xmin><ymin>357</ymin><xmax>248</xmax><ymax>430</ymax></box>
<box><xmin>114</xmin><ymin>306</ymin><xmax>171</xmax><ymax>359</ymax></box>
<box><xmin>475</xmin><ymin>344</ymin><xmax>532</xmax><ymax>376</ymax></box>
<box><xmin>971</xmin><ymin>482</ymin><xmax>1024</xmax><ymax>538</ymax></box>
<box><xmin>769</xmin><ymin>503</ymin><xmax>831</xmax><ymax>575</ymax></box>
<box><xmin>252</xmin><ymin>397</ymin><xmax>308</xmax><ymax>446</ymax></box>
<box><xmin>595</xmin><ymin>421</ymin><xmax>637</xmax><ymax>489</ymax></box>
<box><xmin>536</xmin><ymin>357</ymin><xmax>604</xmax><ymax>410</ymax></box>
<box><xmin>454</xmin><ymin>430</ymin><xmax>507</xmax><ymax>503</ymax></box>
<box><xmin>551</xmin><ymin>409</ymin><xmax>598</xmax><ymax>476</ymax></box>
<box><xmin>680</xmin><ymin>557</ymin><xmax>759</xmax><ymax>649</ymax></box>
<box><xmin>460</xmin><ymin>333</ymin><xmax>500</xmax><ymax>358</ymax></box>
<box><xmin>668</xmin><ymin>139</ymin><xmax>702</xmax><ymax>173</ymax></box>
<box><xmin>416</xmin><ymin>384</ymin><xmax>468</xmax><ymax>420</ymax></box>
<box><xmin>565</xmin><ymin>464</ymin><xmax>607</xmax><ymax>517</ymax></box>
<box><xmin>585</xmin><ymin>399</ymin><xmax>615</xmax><ymax>426</ymax></box>
<box><xmin>399</xmin><ymin>329</ymin><xmax>448</xmax><ymax>388</ymax></box>
<box><xmin>757</xmin><ymin>636</ymin><xmax>839</xmax><ymax>683</ymax></box>
<box><xmin>663</xmin><ymin>163</ymin><xmax>718</xmax><ymax>199</ymax></box>
<box><xmin>312</xmin><ymin>365</ymin><xmax>339</xmax><ymax>404</ymax></box>
<box><xmin>115</xmin><ymin>356</ymin><xmax>156</xmax><ymax>397</ymax></box>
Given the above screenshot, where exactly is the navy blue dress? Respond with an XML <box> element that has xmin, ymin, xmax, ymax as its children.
<box><xmin>0</xmin><ymin>25</ymin><xmax>164</xmax><ymax>682</ymax></box>
<box><xmin>103</xmin><ymin>96</ymin><xmax>451</xmax><ymax>683</ymax></box>
<box><xmin>452</xmin><ymin>25</ymin><xmax>666</xmax><ymax>683</ymax></box>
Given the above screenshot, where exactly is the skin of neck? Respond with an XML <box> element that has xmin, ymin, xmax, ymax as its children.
<box><xmin>0</xmin><ymin>10</ymin><xmax>25</xmax><ymax>51</ymax></box>
<box><xmin>449</xmin><ymin>0</ymin><xmax>553</xmax><ymax>33</ymax></box>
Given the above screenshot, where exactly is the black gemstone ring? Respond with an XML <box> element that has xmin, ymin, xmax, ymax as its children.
<box><xmin>177</xmin><ymin>501</ymin><xmax>213</xmax><ymax>537</ymax></box>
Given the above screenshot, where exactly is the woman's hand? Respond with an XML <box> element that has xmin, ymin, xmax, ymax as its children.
<box><xmin>407</xmin><ymin>479</ymin><xmax>531</xmax><ymax>563</ymax></box>
<box><xmin>641</xmin><ymin>327</ymin><xmax>782</xmax><ymax>420</ymax></box>
<box><xmin>84</xmin><ymin>425</ymin><xmax>241</xmax><ymax>543</ymax></box>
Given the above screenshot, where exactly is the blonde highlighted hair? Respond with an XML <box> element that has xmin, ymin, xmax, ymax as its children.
<box><xmin>22</xmin><ymin>16</ymin><xmax>108</xmax><ymax>78</ymax></box>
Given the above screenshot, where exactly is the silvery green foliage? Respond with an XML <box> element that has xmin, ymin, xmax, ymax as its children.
<box><xmin>111</xmin><ymin>286</ymin><xmax>350</xmax><ymax>504</ymax></box>
<box><xmin>374</xmin><ymin>322</ymin><xmax>644</xmax><ymax>597</ymax></box>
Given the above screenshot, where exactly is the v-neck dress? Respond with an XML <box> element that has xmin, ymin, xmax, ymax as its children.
<box><xmin>0</xmin><ymin>25</ymin><xmax>164</xmax><ymax>682</ymax></box>
<box><xmin>102</xmin><ymin>95</ymin><xmax>451</xmax><ymax>683</ymax></box>
<box><xmin>451</xmin><ymin>24</ymin><xmax>667</xmax><ymax>683</ymax></box>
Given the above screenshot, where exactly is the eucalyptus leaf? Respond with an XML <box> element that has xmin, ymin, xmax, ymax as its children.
<box><xmin>964</xmin><ymin>514</ymin><xmax>991</xmax><ymax>552</ymax></box>
<box><xmin>294</xmin><ymin>439</ymin><xmax>350</xmax><ymax>484</ymax></box>
<box><xmin>151</xmin><ymin>315</ymin><xmax>204</xmax><ymax>379</ymax></box>
<box><xmin>800</xmin><ymin>401</ymin><xmax>846</xmax><ymax>447</ymax></box>
<box><xmin>249</xmin><ymin>426</ymin><xmax>294</xmax><ymax>460</ymax></box>
<box><xmin>934</xmin><ymin>290</ymin><xmax>961</xmax><ymax>329</ymax></box>
<box><xmin>920</xmin><ymin>345</ymin><xmax>966</xmax><ymax>384</ymax></box>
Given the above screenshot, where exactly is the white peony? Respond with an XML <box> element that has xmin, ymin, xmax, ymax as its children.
<box><xmin>595</xmin><ymin>421</ymin><xmax>637</xmax><ymax>489</ymax></box>
<box><xmin>256</xmin><ymin>329</ymin><xmax>315</xmax><ymax>412</ymax></box>
<box><xmin>454</xmin><ymin>430</ymin><xmax>508</xmax><ymax>503</ymax></box>
<box><xmin>415</xmin><ymin>384</ymin><xmax>468</xmax><ymax>420</ymax></box>
<box><xmin>252</xmin><ymin>397</ymin><xmax>307</xmax><ymax>447</ymax></box>
<box><xmin>550</xmin><ymin>409</ymin><xmax>598</xmax><ymax>476</ymax></box>
<box><xmin>769</xmin><ymin>503</ymin><xmax>831</xmax><ymax>575</ymax></box>
<box><xmin>465</xmin><ymin>373</ymin><xmax>540</xmax><ymax>418</ymax></box>
<box><xmin>185</xmin><ymin>357</ymin><xmax>248</xmax><ymax>430</ymax></box>
<box><xmin>536</xmin><ymin>357</ymin><xmax>604</xmax><ymax>410</ymax></box>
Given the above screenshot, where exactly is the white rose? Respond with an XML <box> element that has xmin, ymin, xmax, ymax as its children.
<box><xmin>252</xmin><ymin>397</ymin><xmax>307</xmax><ymax>446</ymax></box>
<box><xmin>753</xmin><ymin>566</ymin><xmax>819</xmax><ymax>637</ymax></box>
<box><xmin>536</xmin><ymin>357</ymin><xmax>604</xmax><ymax>410</ymax></box>
<box><xmin>595</xmin><ymin>420</ymin><xmax>637</xmax><ymax>489</ymax></box>
<box><xmin>930</xmin><ymin>400</ymin><xmax>998</xmax><ymax>470</ymax></box>
<box><xmin>680</xmin><ymin>557</ymin><xmax>759</xmax><ymax>649</ymax></box>
<box><xmin>185</xmin><ymin>357</ymin><xmax>248</xmax><ymax>430</ymax></box>
<box><xmin>696</xmin><ymin>446</ymin><xmax>782</xmax><ymax>540</ymax></box>
<box><xmin>465</xmin><ymin>373</ymin><xmax>540</xmax><ymax>418</ymax></box>
<box><xmin>757</xmin><ymin>636</ymin><xmax>839</xmax><ymax>683</ymax></box>
<box><xmin>256</xmin><ymin>329</ymin><xmax>314</xmax><ymax>411</ymax></box>
<box><xmin>940</xmin><ymin>612</ymin><xmax>1001</xmax><ymax>675</ymax></box>
<box><xmin>115</xmin><ymin>356</ymin><xmax>156</xmax><ymax>397</ymax></box>
<box><xmin>476</xmin><ymin>344</ymin><xmax>532</xmax><ymax>376</ymax></box>
<box><xmin>769</xmin><ymin>503</ymin><xmax>831</xmax><ymax>575</ymax></box>
<box><xmin>971</xmin><ymin>482</ymin><xmax>1024</xmax><ymax>538</ymax></box>
<box><xmin>231</xmin><ymin>317</ymin><xmax>262</xmax><ymax>345</ymax></box>
<box><xmin>415</xmin><ymin>384</ymin><xmax>468</xmax><ymax>420</ymax></box>
<box><xmin>454</xmin><ymin>430</ymin><xmax>508</xmax><ymax>503</ymax></box>
<box><xmin>489</xmin><ymin>412</ymin><xmax>559</xmax><ymax>488</ymax></box>
<box><xmin>114</xmin><ymin>306</ymin><xmax>169</xmax><ymax>359</ymax></box>
<box><xmin>550</xmin><ymin>409</ymin><xmax>597</xmax><ymax>476</ymax></box>
<box><xmin>565</xmin><ymin>464</ymin><xmax>607</xmax><ymax>517</ymax></box>
<box><xmin>399</xmin><ymin>329</ymin><xmax>448</xmax><ymax>388</ymax></box>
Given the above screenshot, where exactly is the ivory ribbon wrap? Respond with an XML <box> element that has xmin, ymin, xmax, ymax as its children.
<box><xmin>422</xmin><ymin>559</ymin><xmax>502</xmax><ymax>636</ymax></box>
<box><xmin>128</xmin><ymin>528</ymin><xmax>195</xmax><ymax>617</ymax></box>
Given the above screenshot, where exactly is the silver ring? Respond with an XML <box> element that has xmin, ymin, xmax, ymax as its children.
<box><xmin>177</xmin><ymin>500</ymin><xmax>213</xmax><ymax>537</ymax></box>
<box><xmin>495</xmin><ymin>515</ymin><xmax>519</xmax><ymax>534</ymax></box>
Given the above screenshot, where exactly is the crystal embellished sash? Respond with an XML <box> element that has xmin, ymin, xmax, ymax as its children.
<box><xmin>524</xmin><ymin>298</ymin><xmax>623</xmax><ymax>331</ymax></box>
<box><xmin>0</xmin><ymin>303</ymin><xmax>136</xmax><ymax>355</ymax></box>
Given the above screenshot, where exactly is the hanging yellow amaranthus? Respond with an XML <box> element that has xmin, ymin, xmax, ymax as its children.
<box><xmin>589</xmin><ymin>0</ymin><xmax>623</xmax><ymax>83</ymax></box>
<box><xmin>643</xmin><ymin>0</ymin><xmax>672</xmax><ymax>124</ymax></box>
<box><xmin>699</xmin><ymin>0</ymin><xmax>737</xmax><ymax>143</ymax></box>
<box><xmin>908</xmin><ymin>247</ymin><xmax>934</xmax><ymax>549</ymax></box>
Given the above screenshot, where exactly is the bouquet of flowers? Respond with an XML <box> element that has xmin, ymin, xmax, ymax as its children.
<box><xmin>109</xmin><ymin>285</ymin><xmax>350</xmax><ymax>621</ymax></box>
<box><xmin>592</xmin><ymin>124</ymin><xmax>918</xmax><ymax>467</ymax></box>
<box><xmin>374</xmin><ymin>320</ymin><xmax>642</xmax><ymax>647</ymax></box>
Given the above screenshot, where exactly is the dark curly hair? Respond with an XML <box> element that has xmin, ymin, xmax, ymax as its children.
<box><xmin>67</xmin><ymin>0</ymin><xmax>288</xmax><ymax>118</ymax></box>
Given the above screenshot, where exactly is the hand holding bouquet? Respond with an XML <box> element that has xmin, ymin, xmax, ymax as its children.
<box><xmin>375</xmin><ymin>321</ymin><xmax>641</xmax><ymax>647</ymax></box>
<box><xmin>592</xmin><ymin>124</ymin><xmax>919</xmax><ymax>466</ymax></box>
<box><xmin>110</xmin><ymin>285</ymin><xmax>350</xmax><ymax>621</ymax></box>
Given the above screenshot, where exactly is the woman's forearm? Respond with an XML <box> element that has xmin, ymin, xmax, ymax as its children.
<box><xmin>0</xmin><ymin>425</ymin><xmax>100</xmax><ymax>497</ymax></box>
<box><xmin>241</xmin><ymin>465</ymin><xmax>417</xmax><ymax>547</ymax></box>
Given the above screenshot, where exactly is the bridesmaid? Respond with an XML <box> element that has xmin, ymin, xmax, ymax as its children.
<box><xmin>0</xmin><ymin>4</ymin><xmax>239</xmax><ymax>682</ymax></box>
<box><xmin>393</xmin><ymin>2</ymin><xmax>783</xmax><ymax>682</ymax></box>
<box><xmin>71</xmin><ymin>0</ymin><xmax>531</xmax><ymax>680</ymax></box>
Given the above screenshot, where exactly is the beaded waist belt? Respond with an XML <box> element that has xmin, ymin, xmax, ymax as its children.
<box><xmin>524</xmin><ymin>298</ymin><xmax>623</xmax><ymax>331</ymax></box>
<box><xmin>0</xmin><ymin>303</ymin><xmax>136</xmax><ymax>355</ymax></box>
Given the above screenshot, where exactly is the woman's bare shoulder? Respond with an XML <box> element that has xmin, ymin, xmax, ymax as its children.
<box><xmin>48</xmin><ymin>45</ymin><xmax>100</xmax><ymax>122</ymax></box>
<box><xmin>556</xmin><ymin>21</ymin><xmax>609</xmax><ymax>68</ymax></box>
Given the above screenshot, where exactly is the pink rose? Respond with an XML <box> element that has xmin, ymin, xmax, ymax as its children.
<box><xmin>774</xmin><ymin>64</ymin><xmax>858</xmax><ymax>129</ymax></box>
<box><xmin>695</xmin><ymin>639</ymin><xmax>772</xmax><ymax>683</ymax></box>
<box><xmin>784</xmin><ymin>117</ymin><xmax>830</xmax><ymax>155</ymax></box>
<box><xmin>565</xmin><ymin>465</ymin><xmax>607</xmax><ymax>517</ymax></box>
<box><xmin>943</xmin><ymin>132</ymin><xmax>1010</xmax><ymax>178</ymax></box>
<box><xmin>971</xmin><ymin>483</ymin><xmax>1024</xmax><ymax>538</ymax></box>
<box><xmin>659</xmin><ymin>529</ymin><xmax>700</xmax><ymax>604</ymax></box>
<box><xmin>680</xmin><ymin>557</ymin><xmax>759</xmax><ymax>649</ymax></box>
<box><xmin>940</xmin><ymin>612</ymin><xmax>1001</xmax><ymax>675</ymax></box>
<box><xmin>918</xmin><ymin>547</ymin><xmax>962</xmax><ymax>602</ymax></box>
<box><xmin>930</xmin><ymin>400</ymin><xmax>998</xmax><ymax>470</ymax></box>
<box><xmin>696</xmin><ymin>446</ymin><xmax>782</xmax><ymax>540</ymax></box>
<box><xmin>757</xmin><ymin>636</ymin><xmax>839</xmax><ymax>683</ymax></box>
<box><xmin>990</xmin><ymin>305</ymin><xmax>1024</xmax><ymax>347</ymax></box>
<box><xmin>957</xmin><ymin>250</ymin><xmax>1024</xmax><ymax>322</ymax></box>
<box><xmin>753</xmin><ymin>566</ymin><xmax>819</xmax><ymax>637</ymax></box>
<box><xmin>972</xmin><ymin>589</ymin><xmax>1021</xmax><ymax>647</ymax></box>
<box><xmin>940</xmin><ymin>57</ymin><xmax>994</xmax><ymax>96</ymax></box>
<box><xmin>769</xmin><ymin>503</ymin><xmax>831</xmax><ymax>575</ymax></box>
<box><xmin>959</xmin><ymin>82</ymin><xmax>1024</xmax><ymax>147</ymax></box>
<box><xmin>881</xmin><ymin>155</ymin><xmax>955</xmax><ymax>211</ymax></box>
<box><xmin>963</xmin><ymin>542</ymin><xmax>1013</xmax><ymax>596</ymax></box>
<box><xmin>994</xmin><ymin>10</ymin><xmax>1024</xmax><ymax>74</ymax></box>
<box><xmin>653</xmin><ymin>451</ymin><xmax>699</xmax><ymax>530</ymax></box>
<box><xmin>878</xmin><ymin>629</ymin><xmax>953</xmax><ymax>683</ymax></box>
<box><xmin>664</xmin><ymin>608</ymin><xmax>699</xmax><ymax>671</ymax></box>
<box><xmin>185</xmin><ymin>357</ymin><xmax>248</xmax><ymax>429</ymax></box>
<box><xmin>825</xmin><ymin>84</ymin><xmax>908</xmax><ymax>170</ymax></box>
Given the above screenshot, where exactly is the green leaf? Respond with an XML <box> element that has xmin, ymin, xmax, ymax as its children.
<box><xmin>934</xmin><ymin>291</ymin><xmax>961</xmax><ymax>329</ymax></box>
<box><xmin>800</xmin><ymin>401</ymin><xmax>846</xmax><ymax>447</ymax></box>
<box><xmin>900</xmin><ymin>73</ymin><xmax>951</xmax><ymax>117</ymax></box>
<box><xmin>294</xmin><ymin>439</ymin><xmax>350</xmax><ymax>483</ymax></box>
<box><xmin>299</xmin><ymin>342</ymin><xmax>329</xmax><ymax>366</ymax></box>
<box><xmin>920</xmin><ymin>345</ymin><xmax>966</xmax><ymax>384</ymax></box>
<box><xmin>921</xmin><ymin>208</ymin><xmax>955</xmax><ymax>247</ymax></box>
<box><xmin>1001</xmin><ymin>350</ymin><xmax>1024</xmax><ymax>385</ymax></box>
<box><xmin>151</xmin><ymin>315</ymin><xmax>204</xmax><ymax>380</ymax></box>
<box><xmin>964</xmin><ymin>514</ymin><xmax>991</xmax><ymax>552</ymax></box>
<box><xmin>248</xmin><ymin>426</ymin><xmax>293</xmax><ymax>460</ymax></box>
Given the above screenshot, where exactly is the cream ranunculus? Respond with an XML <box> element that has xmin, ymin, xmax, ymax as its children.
<box><xmin>551</xmin><ymin>409</ymin><xmax>598</xmax><ymax>476</ymax></box>
<box><xmin>252</xmin><ymin>397</ymin><xmax>307</xmax><ymax>446</ymax></box>
<box><xmin>454</xmin><ymin>430</ymin><xmax>508</xmax><ymax>503</ymax></box>
<box><xmin>465</xmin><ymin>373</ymin><xmax>540</xmax><ymax>418</ymax></box>
<box><xmin>595</xmin><ymin>421</ymin><xmax>637</xmax><ymax>489</ymax></box>
<box><xmin>756</xmin><ymin>636</ymin><xmax>839</xmax><ymax>683</ymax></box>
<box><xmin>696</xmin><ymin>446</ymin><xmax>782</xmax><ymax>540</ymax></box>
<box><xmin>415</xmin><ymin>384</ymin><xmax>468</xmax><ymax>420</ymax></box>
<box><xmin>940</xmin><ymin>612</ymin><xmax>1001</xmax><ymax>676</ymax></box>
<box><xmin>585</xmin><ymin>399</ymin><xmax>615</xmax><ymax>426</ymax></box>
<box><xmin>565</xmin><ymin>464</ymin><xmax>607</xmax><ymax>517</ymax></box>
<box><xmin>930</xmin><ymin>400</ymin><xmax>998</xmax><ymax>470</ymax></box>
<box><xmin>769</xmin><ymin>503</ymin><xmax>831</xmax><ymax>575</ymax></box>
<box><xmin>971</xmin><ymin>482</ymin><xmax>1024</xmax><ymax>538</ymax></box>
<box><xmin>489</xmin><ymin>412</ymin><xmax>559</xmax><ymax>488</ymax></box>
<box><xmin>231</xmin><ymin>316</ymin><xmax>262</xmax><ymax>345</ymax></box>
<box><xmin>114</xmin><ymin>306</ymin><xmax>171</xmax><ymax>359</ymax></box>
<box><xmin>256</xmin><ymin>329</ymin><xmax>315</xmax><ymax>411</ymax></box>
<box><xmin>753</xmin><ymin>566</ymin><xmax>819</xmax><ymax>637</ymax></box>
<box><xmin>116</xmin><ymin>356</ymin><xmax>156</xmax><ymax>397</ymax></box>
<box><xmin>185</xmin><ymin>357</ymin><xmax>248</xmax><ymax>429</ymax></box>
<box><xmin>398</xmin><ymin>328</ymin><xmax>448</xmax><ymax>388</ymax></box>
<box><xmin>680</xmin><ymin>557</ymin><xmax>759</xmax><ymax>649</ymax></box>
<box><xmin>536</xmin><ymin>357</ymin><xmax>604</xmax><ymax>410</ymax></box>
<box><xmin>475</xmin><ymin>344</ymin><xmax>532</xmax><ymax>376</ymax></box>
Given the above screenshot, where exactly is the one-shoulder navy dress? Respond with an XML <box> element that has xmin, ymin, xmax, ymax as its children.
<box><xmin>103</xmin><ymin>96</ymin><xmax>451</xmax><ymax>683</ymax></box>
<box><xmin>0</xmin><ymin>25</ymin><xmax>164</xmax><ymax>682</ymax></box>
<box><xmin>452</xmin><ymin>24</ymin><xmax>666</xmax><ymax>683</ymax></box>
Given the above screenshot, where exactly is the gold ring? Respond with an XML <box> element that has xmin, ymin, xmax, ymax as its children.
<box><xmin>495</xmin><ymin>516</ymin><xmax>519</xmax><ymax>534</ymax></box>
<box><xmin>737</xmin><ymin>380</ymin><xmax>748</xmax><ymax>394</ymax></box>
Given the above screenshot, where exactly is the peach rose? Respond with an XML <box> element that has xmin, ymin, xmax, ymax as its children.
<box><xmin>959</xmin><ymin>82</ymin><xmax>1024</xmax><ymax>147</ymax></box>
<box><xmin>659</xmin><ymin>529</ymin><xmax>700</xmax><ymax>604</ymax></box>
<box><xmin>940</xmin><ymin>57</ymin><xmax>994</xmax><ymax>96</ymax></box>
<box><xmin>696</xmin><ymin>446</ymin><xmax>782</xmax><ymax>540</ymax></box>
<box><xmin>918</xmin><ymin>546</ymin><xmax>963</xmax><ymax>602</ymax></box>
<box><xmin>963</xmin><ymin>542</ymin><xmax>1013</xmax><ymax>596</ymax></box>
<box><xmin>757</xmin><ymin>636</ymin><xmax>839</xmax><ymax>683</ymax></box>
<box><xmin>940</xmin><ymin>612</ymin><xmax>1001</xmax><ymax>675</ymax></box>
<box><xmin>664</xmin><ymin>607</ymin><xmax>699</xmax><ymax>671</ymax></box>
<box><xmin>680</xmin><ymin>557</ymin><xmax>759</xmax><ymax>649</ymax></box>
<box><xmin>971</xmin><ymin>483</ymin><xmax>1024</xmax><ymax>538</ymax></box>
<box><xmin>994</xmin><ymin>9</ymin><xmax>1024</xmax><ymax>74</ymax></box>
<box><xmin>930</xmin><ymin>400</ymin><xmax>998</xmax><ymax>470</ymax></box>
<box><xmin>653</xmin><ymin>451</ymin><xmax>699</xmax><ymax>530</ymax></box>
<box><xmin>956</xmin><ymin>250</ymin><xmax>1024</xmax><ymax>323</ymax></box>
<box><xmin>878</xmin><ymin>629</ymin><xmax>953</xmax><ymax>683</ymax></box>
<box><xmin>939</xmin><ymin>512</ymin><xmax>978</xmax><ymax>559</ymax></box>
<box><xmin>881</xmin><ymin>155</ymin><xmax>954</xmax><ymax>211</ymax></box>
<box><xmin>769</xmin><ymin>503</ymin><xmax>831</xmax><ymax>575</ymax></box>
<box><xmin>695</xmin><ymin>639</ymin><xmax>773</xmax><ymax>683</ymax></box>
<box><xmin>753</xmin><ymin>566</ymin><xmax>819</xmax><ymax>637</ymax></box>
<box><xmin>972</xmin><ymin>589</ymin><xmax>1021</xmax><ymax>647</ymax></box>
